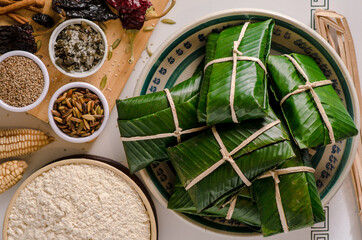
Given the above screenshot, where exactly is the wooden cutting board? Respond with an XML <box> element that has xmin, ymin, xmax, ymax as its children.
<box><xmin>0</xmin><ymin>0</ymin><xmax>169</xmax><ymax>122</ymax></box>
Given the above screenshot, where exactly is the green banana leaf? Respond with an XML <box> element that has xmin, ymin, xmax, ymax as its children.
<box><xmin>202</xmin><ymin>20</ymin><xmax>274</xmax><ymax>125</ymax></box>
<box><xmin>197</xmin><ymin>33</ymin><xmax>219</xmax><ymax>122</ymax></box>
<box><xmin>267</xmin><ymin>53</ymin><xmax>358</xmax><ymax>149</ymax></box>
<box><xmin>167</xmin><ymin>111</ymin><xmax>295</xmax><ymax>212</ymax></box>
<box><xmin>193</xmin><ymin>57</ymin><xmax>206</xmax><ymax>76</ymax></box>
<box><xmin>252</xmin><ymin>149</ymin><xmax>325</xmax><ymax>237</ymax></box>
<box><xmin>117</xmin><ymin>73</ymin><xmax>205</xmax><ymax>173</ymax></box>
<box><xmin>168</xmin><ymin>180</ymin><xmax>261</xmax><ymax>228</ymax></box>
<box><xmin>117</xmin><ymin>72</ymin><xmax>202</xmax><ymax>120</ymax></box>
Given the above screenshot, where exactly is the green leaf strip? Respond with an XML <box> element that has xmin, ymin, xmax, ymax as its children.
<box><xmin>185</xmin><ymin>119</ymin><xmax>280</xmax><ymax>190</ymax></box>
<box><xmin>120</xmin><ymin>89</ymin><xmax>209</xmax><ymax>142</ymax></box>
<box><xmin>257</xmin><ymin>166</ymin><xmax>315</xmax><ymax>233</ymax></box>
<box><xmin>281</xmin><ymin>54</ymin><xmax>335</xmax><ymax>143</ymax></box>
<box><xmin>203</xmin><ymin>22</ymin><xmax>268</xmax><ymax>123</ymax></box>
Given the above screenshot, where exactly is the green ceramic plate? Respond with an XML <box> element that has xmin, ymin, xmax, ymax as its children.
<box><xmin>134</xmin><ymin>9</ymin><xmax>360</xmax><ymax>235</ymax></box>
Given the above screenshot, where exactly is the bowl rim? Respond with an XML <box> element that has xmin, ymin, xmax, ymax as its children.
<box><xmin>2</xmin><ymin>158</ymin><xmax>157</xmax><ymax>240</ymax></box>
<box><xmin>48</xmin><ymin>82</ymin><xmax>109</xmax><ymax>143</ymax></box>
<box><xmin>134</xmin><ymin>8</ymin><xmax>360</xmax><ymax>236</ymax></box>
<box><xmin>48</xmin><ymin>18</ymin><xmax>108</xmax><ymax>78</ymax></box>
<box><xmin>0</xmin><ymin>50</ymin><xmax>50</xmax><ymax>112</ymax></box>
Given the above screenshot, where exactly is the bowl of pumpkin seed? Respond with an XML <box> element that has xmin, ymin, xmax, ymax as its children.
<box><xmin>48</xmin><ymin>19</ymin><xmax>107</xmax><ymax>78</ymax></box>
<box><xmin>48</xmin><ymin>82</ymin><xmax>109</xmax><ymax>143</ymax></box>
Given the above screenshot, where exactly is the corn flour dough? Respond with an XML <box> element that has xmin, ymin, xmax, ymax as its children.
<box><xmin>7</xmin><ymin>163</ymin><xmax>151</xmax><ymax>240</ymax></box>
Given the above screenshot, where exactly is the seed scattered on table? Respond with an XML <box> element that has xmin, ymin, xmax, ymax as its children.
<box><xmin>100</xmin><ymin>75</ymin><xmax>107</xmax><ymax>90</ymax></box>
<box><xmin>143</xmin><ymin>26</ymin><xmax>154</xmax><ymax>32</ymax></box>
<box><xmin>0</xmin><ymin>56</ymin><xmax>44</xmax><ymax>107</ymax></box>
<box><xmin>146</xmin><ymin>46</ymin><xmax>153</xmax><ymax>57</ymax></box>
<box><xmin>161</xmin><ymin>18</ymin><xmax>176</xmax><ymax>24</ymax></box>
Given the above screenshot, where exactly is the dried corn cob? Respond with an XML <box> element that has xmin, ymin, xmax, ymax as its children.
<box><xmin>0</xmin><ymin>129</ymin><xmax>54</xmax><ymax>159</ymax></box>
<box><xmin>0</xmin><ymin>160</ymin><xmax>28</xmax><ymax>194</ymax></box>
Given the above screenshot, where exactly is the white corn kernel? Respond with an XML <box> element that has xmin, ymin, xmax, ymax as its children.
<box><xmin>0</xmin><ymin>129</ymin><xmax>54</xmax><ymax>159</ymax></box>
<box><xmin>0</xmin><ymin>160</ymin><xmax>28</xmax><ymax>194</ymax></box>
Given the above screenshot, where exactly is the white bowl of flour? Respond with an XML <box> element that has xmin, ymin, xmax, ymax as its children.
<box><xmin>3</xmin><ymin>159</ymin><xmax>157</xmax><ymax>240</ymax></box>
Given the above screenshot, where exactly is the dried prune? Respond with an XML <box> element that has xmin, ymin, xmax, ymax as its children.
<box><xmin>32</xmin><ymin>14</ymin><xmax>55</xmax><ymax>28</ymax></box>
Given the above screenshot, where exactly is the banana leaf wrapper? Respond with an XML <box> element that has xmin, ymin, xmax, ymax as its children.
<box><xmin>168</xmin><ymin>179</ymin><xmax>261</xmax><ymax>228</ymax></box>
<box><xmin>197</xmin><ymin>33</ymin><xmax>219</xmax><ymax>122</ymax></box>
<box><xmin>267</xmin><ymin>53</ymin><xmax>358</xmax><ymax>149</ymax></box>
<box><xmin>167</xmin><ymin>111</ymin><xmax>295</xmax><ymax>212</ymax></box>
<box><xmin>202</xmin><ymin>20</ymin><xmax>274</xmax><ymax>125</ymax></box>
<box><xmin>252</xmin><ymin>149</ymin><xmax>325</xmax><ymax>237</ymax></box>
<box><xmin>117</xmin><ymin>72</ymin><xmax>202</xmax><ymax>120</ymax></box>
<box><xmin>117</xmin><ymin>73</ymin><xmax>205</xmax><ymax>173</ymax></box>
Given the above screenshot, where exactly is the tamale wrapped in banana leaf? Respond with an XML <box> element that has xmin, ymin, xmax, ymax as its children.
<box><xmin>117</xmin><ymin>73</ymin><xmax>207</xmax><ymax>173</ymax></box>
<box><xmin>199</xmin><ymin>20</ymin><xmax>274</xmax><ymax>125</ymax></box>
<box><xmin>197</xmin><ymin>33</ymin><xmax>219</xmax><ymax>122</ymax></box>
<box><xmin>267</xmin><ymin>53</ymin><xmax>358</xmax><ymax>149</ymax></box>
<box><xmin>252</xmin><ymin>149</ymin><xmax>325</xmax><ymax>237</ymax></box>
<box><xmin>167</xmin><ymin>111</ymin><xmax>295</xmax><ymax>212</ymax></box>
<box><xmin>168</xmin><ymin>180</ymin><xmax>261</xmax><ymax>228</ymax></box>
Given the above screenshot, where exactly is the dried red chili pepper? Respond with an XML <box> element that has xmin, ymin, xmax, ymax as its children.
<box><xmin>106</xmin><ymin>0</ymin><xmax>176</xmax><ymax>63</ymax></box>
<box><xmin>53</xmin><ymin>0</ymin><xmax>118</xmax><ymax>22</ymax></box>
<box><xmin>0</xmin><ymin>24</ymin><xmax>37</xmax><ymax>54</ymax></box>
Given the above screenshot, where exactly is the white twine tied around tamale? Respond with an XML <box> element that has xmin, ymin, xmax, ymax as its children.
<box><xmin>203</xmin><ymin>22</ymin><xmax>268</xmax><ymax>123</ymax></box>
<box><xmin>280</xmin><ymin>54</ymin><xmax>335</xmax><ymax>144</ymax></box>
<box><xmin>120</xmin><ymin>89</ymin><xmax>209</xmax><ymax>143</ymax></box>
<box><xmin>256</xmin><ymin>166</ymin><xmax>316</xmax><ymax>233</ymax></box>
<box><xmin>185</xmin><ymin>119</ymin><xmax>281</xmax><ymax>191</ymax></box>
<box><xmin>221</xmin><ymin>194</ymin><xmax>239</xmax><ymax>220</ymax></box>
<box><xmin>221</xmin><ymin>166</ymin><xmax>315</xmax><ymax>224</ymax></box>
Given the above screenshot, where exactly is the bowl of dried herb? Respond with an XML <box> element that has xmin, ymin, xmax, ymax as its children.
<box><xmin>48</xmin><ymin>19</ymin><xmax>107</xmax><ymax>78</ymax></box>
<box><xmin>0</xmin><ymin>50</ymin><xmax>49</xmax><ymax>112</ymax></box>
<box><xmin>48</xmin><ymin>82</ymin><xmax>109</xmax><ymax>143</ymax></box>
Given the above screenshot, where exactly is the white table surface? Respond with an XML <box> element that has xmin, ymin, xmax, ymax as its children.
<box><xmin>1</xmin><ymin>0</ymin><xmax>362</xmax><ymax>240</ymax></box>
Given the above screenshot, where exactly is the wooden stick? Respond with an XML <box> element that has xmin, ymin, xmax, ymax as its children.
<box><xmin>320</xmin><ymin>16</ymin><xmax>345</xmax><ymax>32</ymax></box>
<box><xmin>0</xmin><ymin>0</ymin><xmax>43</xmax><ymax>13</ymax></box>
<box><xmin>7</xmin><ymin>13</ymin><xmax>25</xmax><ymax>24</ymax></box>
<box><xmin>0</xmin><ymin>0</ymin><xmax>45</xmax><ymax>15</ymax></box>
<box><xmin>7</xmin><ymin>12</ymin><xmax>28</xmax><ymax>24</ymax></box>
<box><xmin>0</xmin><ymin>0</ymin><xmax>11</xmax><ymax>5</ymax></box>
<box><xmin>343</xmin><ymin>18</ymin><xmax>362</xmax><ymax>99</ymax></box>
<box><xmin>0</xmin><ymin>0</ymin><xmax>31</xmax><ymax>24</ymax></box>
<box><xmin>350</xmin><ymin>165</ymin><xmax>362</xmax><ymax>222</ymax></box>
<box><xmin>315</xmin><ymin>9</ymin><xmax>362</xmax><ymax>223</ymax></box>
<box><xmin>0</xmin><ymin>0</ymin><xmax>43</xmax><ymax>12</ymax></box>
<box><xmin>353</xmin><ymin>148</ymin><xmax>362</xmax><ymax>222</ymax></box>
<box><xmin>26</xmin><ymin>5</ymin><xmax>42</xmax><ymax>12</ymax></box>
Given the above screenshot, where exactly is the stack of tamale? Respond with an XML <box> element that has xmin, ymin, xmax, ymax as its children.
<box><xmin>117</xmin><ymin>73</ymin><xmax>206</xmax><ymax>173</ymax></box>
<box><xmin>117</xmin><ymin>19</ymin><xmax>358</xmax><ymax>237</ymax></box>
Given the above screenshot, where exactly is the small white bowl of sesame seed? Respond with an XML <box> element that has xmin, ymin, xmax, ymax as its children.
<box><xmin>0</xmin><ymin>50</ymin><xmax>49</xmax><ymax>112</ymax></box>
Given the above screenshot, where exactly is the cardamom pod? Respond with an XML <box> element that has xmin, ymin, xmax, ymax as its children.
<box><xmin>161</xmin><ymin>18</ymin><xmax>176</xmax><ymax>24</ymax></box>
<box><xmin>100</xmin><ymin>75</ymin><xmax>107</xmax><ymax>90</ymax></box>
<box><xmin>112</xmin><ymin>38</ymin><xmax>121</xmax><ymax>49</ymax></box>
